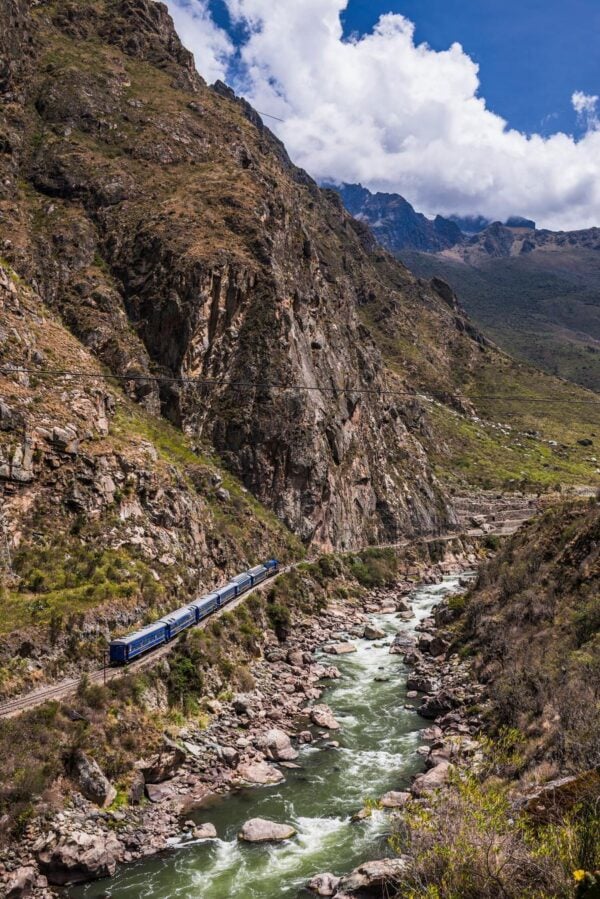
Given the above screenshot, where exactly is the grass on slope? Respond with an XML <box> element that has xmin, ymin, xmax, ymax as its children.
<box><xmin>401</xmin><ymin>248</ymin><xmax>600</xmax><ymax>393</ymax></box>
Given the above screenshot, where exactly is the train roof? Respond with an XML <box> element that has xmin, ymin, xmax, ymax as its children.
<box><xmin>248</xmin><ymin>564</ymin><xmax>266</xmax><ymax>575</ymax></box>
<box><xmin>190</xmin><ymin>592</ymin><xmax>219</xmax><ymax>606</ymax></box>
<box><xmin>232</xmin><ymin>572</ymin><xmax>251</xmax><ymax>583</ymax></box>
<box><xmin>111</xmin><ymin>620</ymin><xmax>166</xmax><ymax>645</ymax></box>
<box><xmin>159</xmin><ymin>605</ymin><xmax>195</xmax><ymax>623</ymax></box>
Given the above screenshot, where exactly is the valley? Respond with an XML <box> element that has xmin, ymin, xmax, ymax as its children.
<box><xmin>0</xmin><ymin>1</ymin><xmax>598</xmax><ymax>897</ymax></box>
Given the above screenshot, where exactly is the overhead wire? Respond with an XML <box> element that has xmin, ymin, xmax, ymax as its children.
<box><xmin>1</xmin><ymin>365</ymin><xmax>600</xmax><ymax>407</ymax></box>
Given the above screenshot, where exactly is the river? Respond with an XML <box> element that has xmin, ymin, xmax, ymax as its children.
<box><xmin>70</xmin><ymin>575</ymin><xmax>465</xmax><ymax>899</ymax></box>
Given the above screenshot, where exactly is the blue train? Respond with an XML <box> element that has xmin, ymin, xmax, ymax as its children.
<box><xmin>109</xmin><ymin>559</ymin><xmax>279</xmax><ymax>665</ymax></box>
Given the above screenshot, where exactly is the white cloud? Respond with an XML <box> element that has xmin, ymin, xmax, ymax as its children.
<box><xmin>167</xmin><ymin>0</ymin><xmax>600</xmax><ymax>231</ymax></box>
<box><xmin>169</xmin><ymin>0</ymin><xmax>233</xmax><ymax>84</ymax></box>
<box><xmin>572</xmin><ymin>90</ymin><xmax>599</xmax><ymax>132</ymax></box>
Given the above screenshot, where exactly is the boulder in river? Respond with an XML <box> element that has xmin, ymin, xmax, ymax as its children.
<box><xmin>337</xmin><ymin>857</ymin><xmax>408</xmax><ymax>893</ymax></box>
<box><xmin>380</xmin><ymin>790</ymin><xmax>411</xmax><ymax>808</ymax></box>
<box><xmin>307</xmin><ymin>872</ymin><xmax>341</xmax><ymax>896</ymax></box>
<box><xmin>363</xmin><ymin>624</ymin><xmax>385</xmax><ymax>640</ymax></box>
<box><xmin>193</xmin><ymin>823</ymin><xmax>217</xmax><ymax>840</ymax></box>
<box><xmin>324</xmin><ymin>642</ymin><xmax>357</xmax><ymax>655</ymax></box>
<box><xmin>236</xmin><ymin>760</ymin><xmax>284</xmax><ymax>785</ymax></box>
<box><xmin>37</xmin><ymin>831</ymin><xmax>121</xmax><ymax>885</ymax></box>
<box><xmin>238</xmin><ymin>818</ymin><xmax>296</xmax><ymax>843</ymax></box>
<box><xmin>259</xmin><ymin>728</ymin><xmax>298</xmax><ymax>761</ymax></box>
<box><xmin>309</xmin><ymin>704</ymin><xmax>340</xmax><ymax>730</ymax></box>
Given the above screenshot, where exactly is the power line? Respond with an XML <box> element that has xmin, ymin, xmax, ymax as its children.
<box><xmin>2</xmin><ymin>365</ymin><xmax>600</xmax><ymax>406</ymax></box>
<box><xmin>256</xmin><ymin>110</ymin><xmax>285</xmax><ymax>123</ymax></box>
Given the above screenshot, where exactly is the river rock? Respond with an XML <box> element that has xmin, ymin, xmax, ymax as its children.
<box><xmin>5</xmin><ymin>866</ymin><xmax>36</xmax><ymax>898</ymax></box>
<box><xmin>363</xmin><ymin>624</ymin><xmax>385</xmax><ymax>640</ymax></box>
<box><xmin>217</xmin><ymin>745</ymin><xmax>240</xmax><ymax>768</ymax></box>
<box><xmin>406</xmin><ymin>674</ymin><xmax>437</xmax><ymax>693</ymax></box>
<box><xmin>309</xmin><ymin>704</ymin><xmax>340</xmax><ymax>730</ymax></box>
<box><xmin>350</xmin><ymin>807</ymin><xmax>371</xmax><ymax>822</ymax></box>
<box><xmin>193</xmin><ymin>823</ymin><xmax>217</xmax><ymax>840</ymax></box>
<box><xmin>238</xmin><ymin>818</ymin><xmax>296</xmax><ymax>843</ymax></box>
<box><xmin>337</xmin><ymin>857</ymin><xmax>408</xmax><ymax>893</ymax></box>
<box><xmin>37</xmin><ymin>831</ymin><xmax>121</xmax><ymax>885</ymax></box>
<box><xmin>260</xmin><ymin>728</ymin><xmax>298</xmax><ymax>761</ymax></box>
<box><xmin>307</xmin><ymin>872</ymin><xmax>341</xmax><ymax>896</ymax></box>
<box><xmin>324</xmin><ymin>643</ymin><xmax>357</xmax><ymax>655</ymax></box>
<box><xmin>380</xmin><ymin>791</ymin><xmax>411</xmax><ymax>808</ymax></box>
<box><xmin>236</xmin><ymin>760</ymin><xmax>284</xmax><ymax>785</ymax></box>
<box><xmin>411</xmin><ymin>761</ymin><xmax>451</xmax><ymax>797</ymax></box>
<box><xmin>139</xmin><ymin>739</ymin><xmax>186</xmax><ymax>784</ymax></box>
<box><xmin>71</xmin><ymin>750</ymin><xmax>116</xmax><ymax>808</ymax></box>
<box><xmin>418</xmin><ymin>690</ymin><xmax>460</xmax><ymax>720</ymax></box>
<box><xmin>146</xmin><ymin>781</ymin><xmax>178</xmax><ymax>803</ymax></box>
<box><xmin>428</xmin><ymin>635</ymin><xmax>450</xmax><ymax>657</ymax></box>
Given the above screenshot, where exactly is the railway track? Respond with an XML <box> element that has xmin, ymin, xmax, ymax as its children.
<box><xmin>0</xmin><ymin>564</ymin><xmax>295</xmax><ymax>719</ymax></box>
<box><xmin>0</xmin><ymin>526</ymin><xmax>521</xmax><ymax>720</ymax></box>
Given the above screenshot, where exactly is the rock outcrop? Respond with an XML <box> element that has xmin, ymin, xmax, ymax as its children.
<box><xmin>37</xmin><ymin>831</ymin><xmax>121</xmax><ymax>885</ymax></box>
<box><xmin>71</xmin><ymin>751</ymin><xmax>116</xmax><ymax>808</ymax></box>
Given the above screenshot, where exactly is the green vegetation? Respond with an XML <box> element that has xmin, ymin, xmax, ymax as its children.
<box><xmin>463</xmin><ymin>499</ymin><xmax>600</xmax><ymax>770</ymax></box>
<box><xmin>3</xmin><ymin>540</ymin><xmax>164</xmax><ymax>637</ymax></box>
<box><xmin>401</xmin><ymin>248</ymin><xmax>600</xmax><ymax>394</ymax></box>
<box><xmin>394</xmin><ymin>764</ymin><xmax>600</xmax><ymax>898</ymax></box>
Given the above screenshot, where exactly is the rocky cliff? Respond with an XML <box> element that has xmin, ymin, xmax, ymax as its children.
<box><xmin>2</xmin><ymin>0</ymin><xmax>600</xmax><ymax>577</ymax></box>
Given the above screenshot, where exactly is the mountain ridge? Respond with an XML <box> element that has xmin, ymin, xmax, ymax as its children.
<box><xmin>329</xmin><ymin>182</ymin><xmax>600</xmax><ymax>392</ymax></box>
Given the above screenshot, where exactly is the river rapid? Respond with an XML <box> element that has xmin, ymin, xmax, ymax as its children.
<box><xmin>71</xmin><ymin>575</ymin><xmax>465</xmax><ymax>899</ymax></box>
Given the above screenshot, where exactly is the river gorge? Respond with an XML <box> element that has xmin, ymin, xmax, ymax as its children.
<box><xmin>70</xmin><ymin>575</ymin><xmax>467</xmax><ymax>899</ymax></box>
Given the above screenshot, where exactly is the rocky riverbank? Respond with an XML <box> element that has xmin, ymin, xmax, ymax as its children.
<box><xmin>1</xmin><ymin>545</ymin><xmax>483</xmax><ymax>899</ymax></box>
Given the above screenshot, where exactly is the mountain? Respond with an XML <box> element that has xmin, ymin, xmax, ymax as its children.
<box><xmin>1</xmin><ymin>0</ymin><xmax>600</xmax><ymax>637</ymax></box>
<box><xmin>324</xmin><ymin>182</ymin><xmax>462</xmax><ymax>252</ymax></box>
<box><xmin>329</xmin><ymin>183</ymin><xmax>600</xmax><ymax>392</ymax></box>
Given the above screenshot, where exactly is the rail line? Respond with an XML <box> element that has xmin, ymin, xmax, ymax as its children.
<box><xmin>0</xmin><ymin>525</ymin><xmax>523</xmax><ymax>720</ymax></box>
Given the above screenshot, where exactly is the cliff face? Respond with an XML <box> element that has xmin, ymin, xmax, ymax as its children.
<box><xmin>2</xmin><ymin>0</ymin><xmax>599</xmax><ymax>559</ymax></box>
<box><xmin>0</xmin><ymin>0</ymin><xmax>476</xmax><ymax>548</ymax></box>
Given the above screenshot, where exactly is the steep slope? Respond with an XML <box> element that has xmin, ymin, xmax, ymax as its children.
<box><xmin>2</xmin><ymin>0</ymin><xmax>600</xmax><ymax>566</ymax></box>
<box><xmin>402</xmin><ymin>242</ymin><xmax>600</xmax><ymax>393</ymax></box>
<box><xmin>465</xmin><ymin>498</ymin><xmax>600</xmax><ymax>770</ymax></box>
<box><xmin>0</xmin><ymin>259</ymin><xmax>301</xmax><ymax>694</ymax></box>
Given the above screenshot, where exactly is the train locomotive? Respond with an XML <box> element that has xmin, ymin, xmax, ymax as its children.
<box><xmin>109</xmin><ymin>559</ymin><xmax>279</xmax><ymax>665</ymax></box>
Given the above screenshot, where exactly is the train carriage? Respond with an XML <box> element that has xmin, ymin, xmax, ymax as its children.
<box><xmin>248</xmin><ymin>564</ymin><xmax>268</xmax><ymax>586</ymax></box>
<box><xmin>189</xmin><ymin>592</ymin><xmax>219</xmax><ymax>623</ymax></box>
<box><xmin>160</xmin><ymin>605</ymin><xmax>196</xmax><ymax>641</ymax></box>
<box><xmin>216</xmin><ymin>581</ymin><xmax>237</xmax><ymax>606</ymax></box>
<box><xmin>232</xmin><ymin>572</ymin><xmax>252</xmax><ymax>594</ymax></box>
<box><xmin>109</xmin><ymin>621</ymin><xmax>167</xmax><ymax>664</ymax></box>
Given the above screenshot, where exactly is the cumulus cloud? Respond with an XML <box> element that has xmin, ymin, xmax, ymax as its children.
<box><xmin>572</xmin><ymin>91</ymin><xmax>599</xmax><ymax>132</ymax></box>
<box><xmin>167</xmin><ymin>0</ymin><xmax>600</xmax><ymax>230</ymax></box>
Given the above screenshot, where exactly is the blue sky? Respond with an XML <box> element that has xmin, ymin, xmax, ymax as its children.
<box><xmin>206</xmin><ymin>0</ymin><xmax>600</xmax><ymax>137</ymax></box>
<box><xmin>168</xmin><ymin>0</ymin><xmax>600</xmax><ymax>229</ymax></box>
<box><xmin>341</xmin><ymin>0</ymin><xmax>600</xmax><ymax>137</ymax></box>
